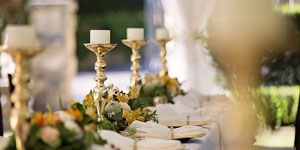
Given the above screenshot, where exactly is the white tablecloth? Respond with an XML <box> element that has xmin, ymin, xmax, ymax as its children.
<box><xmin>0</xmin><ymin>124</ymin><xmax>222</xmax><ymax>150</ymax></box>
<box><xmin>184</xmin><ymin>122</ymin><xmax>222</xmax><ymax>150</ymax></box>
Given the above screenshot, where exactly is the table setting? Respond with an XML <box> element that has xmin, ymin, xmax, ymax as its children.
<box><xmin>0</xmin><ymin>24</ymin><xmax>231</xmax><ymax>150</ymax></box>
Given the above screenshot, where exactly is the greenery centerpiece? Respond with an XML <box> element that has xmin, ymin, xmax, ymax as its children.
<box><xmin>137</xmin><ymin>74</ymin><xmax>185</xmax><ymax>106</ymax></box>
<box><xmin>72</xmin><ymin>84</ymin><xmax>158</xmax><ymax>132</ymax></box>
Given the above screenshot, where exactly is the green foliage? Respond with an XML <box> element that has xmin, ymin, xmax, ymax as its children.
<box><xmin>139</xmin><ymin>83</ymin><xmax>171</xmax><ymax>106</ymax></box>
<box><xmin>78</xmin><ymin>0</ymin><xmax>143</xmax><ymax>14</ymax></box>
<box><xmin>147</xmin><ymin>110</ymin><xmax>159</xmax><ymax>123</ymax></box>
<box><xmin>260</xmin><ymin>9</ymin><xmax>300</xmax><ymax>86</ymax></box>
<box><xmin>128</xmin><ymin>127</ymin><xmax>137</xmax><ymax>136</ymax></box>
<box><xmin>275</xmin><ymin>4</ymin><xmax>300</xmax><ymax>14</ymax></box>
<box><xmin>138</xmin><ymin>75</ymin><xmax>185</xmax><ymax>107</ymax></box>
<box><xmin>0</xmin><ymin>0</ymin><xmax>29</xmax><ymax>42</ymax></box>
<box><xmin>258</xmin><ymin>86</ymin><xmax>299</xmax><ymax>128</ymax></box>
<box><xmin>77</xmin><ymin>10</ymin><xmax>144</xmax><ymax>70</ymax></box>
<box><xmin>128</xmin><ymin>98</ymin><xmax>146</xmax><ymax>110</ymax></box>
<box><xmin>76</xmin><ymin>87</ymin><xmax>158</xmax><ymax>132</ymax></box>
<box><xmin>103</xmin><ymin>101</ymin><xmax>126</xmax><ymax>131</ymax></box>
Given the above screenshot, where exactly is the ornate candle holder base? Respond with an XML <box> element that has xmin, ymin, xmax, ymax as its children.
<box><xmin>84</xmin><ymin>43</ymin><xmax>116</xmax><ymax>118</ymax></box>
<box><xmin>1</xmin><ymin>46</ymin><xmax>41</xmax><ymax>150</ymax></box>
<box><xmin>122</xmin><ymin>40</ymin><xmax>148</xmax><ymax>98</ymax></box>
<box><xmin>154</xmin><ymin>39</ymin><xmax>171</xmax><ymax>77</ymax></box>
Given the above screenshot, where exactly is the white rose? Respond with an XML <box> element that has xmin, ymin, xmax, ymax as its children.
<box><xmin>56</xmin><ymin>111</ymin><xmax>74</xmax><ymax>122</ymax></box>
<box><xmin>41</xmin><ymin>126</ymin><xmax>60</xmax><ymax>146</ymax></box>
<box><xmin>120</xmin><ymin>102</ymin><xmax>131</xmax><ymax>111</ymax></box>
<box><xmin>64</xmin><ymin>120</ymin><xmax>83</xmax><ymax>139</ymax></box>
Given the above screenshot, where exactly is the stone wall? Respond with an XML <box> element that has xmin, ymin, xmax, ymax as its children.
<box><xmin>29</xmin><ymin>0</ymin><xmax>78</xmax><ymax>112</ymax></box>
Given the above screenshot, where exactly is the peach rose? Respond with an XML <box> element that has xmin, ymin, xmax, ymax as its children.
<box><xmin>41</xmin><ymin>126</ymin><xmax>60</xmax><ymax>146</ymax></box>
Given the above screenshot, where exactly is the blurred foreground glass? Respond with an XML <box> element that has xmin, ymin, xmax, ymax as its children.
<box><xmin>207</xmin><ymin>0</ymin><xmax>291</xmax><ymax>149</ymax></box>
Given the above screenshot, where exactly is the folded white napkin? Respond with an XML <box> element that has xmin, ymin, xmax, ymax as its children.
<box><xmin>99</xmin><ymin>130</ymin><xmax>183</xmax><ymax>150</ymax></box>
<box><xmin>127</xmin><ymin>121</ymin><xmax>206</xmax><ymax>139</ymax></box>
<box><xmin>155</xmin><ymin>103</ymin><xmax>202</xmax><ymax>119</ymax></box>
<box><xmin>152</xmin><ymin>103</ymin><xmax>210</xmax><ymax>127</ymax></box>
<box><xmin>173</xmin><ymin>90</ymin><xmax>230</xmax><ymax>110</ymax></box>
<box><xmin>173</xmin><ymin>125</ymin><xmax>207</xmax><ymax>139</ymax></box>
<box><xmin>159</xmin><ymin>115</ymin><xmax>211</xmax><ymax>127</ymax></box>
<box><xmin>173</xmin><ymin>90</ymin><xmax>202</xmax><ymax>109</ymax></box>
<box><xmin>128</xmin><ymin>121</ymin><xmax>170</xmax><ymax>139</ymax></box>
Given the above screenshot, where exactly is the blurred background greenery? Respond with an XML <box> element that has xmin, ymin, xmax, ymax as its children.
<box><xmin>258</xmin><ymin>5</ymin><xmax>300</xmax><ymax>129</ymax></box>
<box><xmin>262</xmin><ymin>4</ymin><xmax>300</xmax><ymax>86</ymax></box>
<box><xmin>0</xmin><ymin>0</ymin><xmax>145</xmax><ymax>71</ymax></box>
<box><xmin>77</xmin><ymin>0</ymin><xmax>145</xmax><ymax>71</ymax></box>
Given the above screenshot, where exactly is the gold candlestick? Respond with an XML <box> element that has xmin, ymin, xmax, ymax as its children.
<box><xmin>1</xmin><ymin>45</ymin><xmax>41</xmax><ymax>150</ymax></box>
<box><xmin>154</xmin><ymin>39</ymin><xmax>171</xmax><ymax>77</ymax></box>
<box><xmin>122</xmin><ymin>40</ymin><xmax>148</xmax><ymax>98</ymax></box>
<box><xmin>84</xmin><ymin>43</ymin><xmax>116</xmax><ymax>117</ymax></box>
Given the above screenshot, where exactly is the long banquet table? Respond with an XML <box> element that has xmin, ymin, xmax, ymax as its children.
<box><xmin>0</xmin><ymin>123</ymin><xmax>222</xmax><ymax>150</ymax></box>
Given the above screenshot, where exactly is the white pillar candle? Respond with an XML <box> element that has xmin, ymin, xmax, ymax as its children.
<box><xmin>127</xmin><ymin>28</ymin><xmax>144</xmax><ymax>40</ymax></box>
<box><xmin>90</xmin><ymin>30</ymin><xmax>110</xmax><ymax>44</ymax></box>
<box><xmin>155</xmin><ymin>28</ymin><xmax>169</xmax><ymax>40</ymax></box>
<box><xmin>3</xmin><ymin>25</ymin><xmax>37</xmax><ymax>49</ymax></box>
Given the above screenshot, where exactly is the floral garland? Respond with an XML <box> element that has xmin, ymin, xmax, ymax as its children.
<box><xmin>5</xmin><ymin>107</ymin><xmax>105</xmax><ymax>150</ymax></box>
<box><xmin>138</xmin><ymin>74</ymin><xmax>185</xmax><ymax>106</ymax></box>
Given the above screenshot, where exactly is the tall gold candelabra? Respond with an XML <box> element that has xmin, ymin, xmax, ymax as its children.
<box><xmin>1</xmin><ymin>46</ymin><xmax>41</xmax><ymax>150</ymax></box>
<box><xmin>84</xmin><ymin>43</ymin><xmax>116</xmax><ymax>118</ymax></box>
<box><xmin>154</xmin><ymin>39</ymin><xmax>171</xmax><ymax>77</ymax></box>
<box><xmin>122</xmin><ymin>40</ymin><xmax>148</xmax><ymax>98</ymax></box>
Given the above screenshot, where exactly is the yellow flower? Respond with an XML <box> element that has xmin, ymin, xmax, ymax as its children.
<box><xmin>122</xmin><ymin>111</ymin><xmax>129</xmax><ymax>118</ymax></box>
<box><xmin>144</xmin><ymin>74</ymin><xmax>153</xmax><ymax>83</ymax></box>
<box><xmin>123</xmin><ymin>108</ymin><xmax>146</xmax><ymax>125</ymax></box>
<box><xmin>137</xmin><ymin>116</ymin><xmax>145</xmax><ymax>122</ymax></box>
<box><xmin>167</xmin><ymin>81</ymin><xmax>177</xmax><ymax>97</ymax></box>
<box><xmin>43</xmin><ymin>113</ymin><xmax>54</xmax><ymax>125</ymax></box>
<box><xmin>65</xmin><ymin>109</ymin><xmax>83</xmax><ymax>122</ymax></box>
<box><xmin>122</xmin><ymin>111</ymin><xmax>135</xmax><ymax>125</ymax></box>
<box><xmin>43</xmin><ymin>113</ymin><xmax>60</xmax><ymax>125</ymax></box>
<box><xmin>130</xmin><ymin>88</ymin><xmax>137</xmax><ymax>98</ymax></box>
<box><xmin>113</xmin><ymin>88</ymin><xmax>119</xmax><ymax>92</ymax></box>
<box><xmin>161</xmin><ymin>75</ymin><xmax>171</xmax><ymax>84</ymax></box>
<box><xmin>84</xmin><ymin>123</ymin><xmax>96</xmax><ymax>132</ymax></box>
<box><xmin>133</xmin><ymin>108</ymin><xmax>142</xmax><ymax>116</ymax></box>
<box><xmin>85</xmin><ymin>106</ymin><xmax>97</xmax><ymax>120</ymax></box>
<box><xmin>83</xmin><ymin>94</ymin><xmax>94</xmax><ymax>106</ymax></box>
<box><xmin>167</xmin><ymin>82</ymin><xmax>177</xmax><ymax>90</ymax></box>
<box><xmin>107</xmin><ymin>95</ymin><xmax>113</xmax><ymax>102</ymax></box>
<box><xmin>71</xmin><ymin>100</ymin><xmax>78</xmax><ymax>105</ymax></box>
<box><xmin>142</xmin><ymin>108</ymin><xmax>148</xmax><ymax>114</ymax></box>
<box><xmin>117</xmin><ymin>93</ymin><xmax>128</xmax><ymax>103</ymax></box>
<box><xmin>34</xmin><ymin>112</ymin><xmax>44</xmax><ymax>127</ymax></box>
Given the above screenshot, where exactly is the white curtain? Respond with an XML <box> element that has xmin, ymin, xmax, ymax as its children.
<box><xmin>161</xmin><ymin>0</ymin><xmax>221</xmax><ymax>95</ymax></box>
